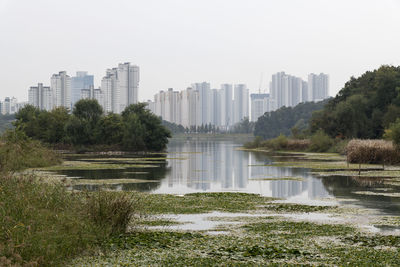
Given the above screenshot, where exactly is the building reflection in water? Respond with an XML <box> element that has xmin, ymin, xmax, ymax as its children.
<box><xmin>153</xmin><ymin>139</ymin><xmax>331</xmax><ymax>201</ymax></box>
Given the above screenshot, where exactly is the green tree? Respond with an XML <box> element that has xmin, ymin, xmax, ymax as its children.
<box><xmin>122</xmin><ymin>103</ymin><xmax>171</xmax><ymax>151</ymax></box>
<box><xmin>98</xmin><ymin>113</ymin><xmax>124</xmax><ymax>145</ymax></box>
<box><xmin>14</xmin><ymin>105</ymin><xmax>41</xmax><ymax>138</ymax></box>
<box><xmin>385</xmin><ymin>118</ymin><xmax>400</xmax><ymax>149</ymax></box>
<box><xmin>68</xmin><ymin>99</ymin><xmax>104</xmax><ymax>145</ymax></box>
<box><xmin>311</xmin><ymin>65</ymin><xmax>400</xmax><ymax>139</ymax></box>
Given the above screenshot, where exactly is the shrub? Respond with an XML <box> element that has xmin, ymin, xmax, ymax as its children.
<box><xmin>267</xmin><ymin>134</ymin><xmax>289</xmax><ymax>150</ymax></box>
<box><xmin>286</xmin><ymin>139</ymin><xmax>311</xmax><ymax>151</ymax></box>
<box><xmin>385</xmin><ymin>118</ymin><xmax>400</xmax><ymax>149</ymax></box>
<box><xmin>0</xmin><ymin>130</ymin><xmax>61</xmax><ymax>172</ymax></box>
<box><xmin>346</xmin><ymin>139</ymin><xmax>400</xmax><ymax>165</ymax></box>
<box><xmin>244</xmin><ymin>136</ymin><xmax>263</xmax><ymax>149</ymax></box>
<box><xmin>308</xmin><ymin>130</ymin><xmax>334</xmax><ymax>152</ymax></box>
<box><xmin>85</xmin><ymin>192</ymin><xmax>139</xmax><ymax>235</ymax></box>
<box><xmin>0</xmin><ymin>174</ymin><xmax>140</xmax><ymax>266</ymax></box>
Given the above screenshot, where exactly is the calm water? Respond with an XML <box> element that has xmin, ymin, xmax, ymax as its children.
<box><xmin>58</xmin><ymin>138</ymin><xmax>400</xmax><ymax>216</ymax></box>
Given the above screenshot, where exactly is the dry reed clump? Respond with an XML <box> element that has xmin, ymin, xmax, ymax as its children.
<box><xmin>346</xmin><ymin>139</ymin><xmax>400</xmax><ymax>165</ymax></box>
<box><xmin>286</xmin><ymin>139</ymin><xmax>311</xmax><ymax>151</ymax></box>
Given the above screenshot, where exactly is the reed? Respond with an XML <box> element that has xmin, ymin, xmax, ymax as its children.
<box><xmin>346</xmin><ymin>139</ymin><xmax>400</xmax><ymax>166</ymax></box>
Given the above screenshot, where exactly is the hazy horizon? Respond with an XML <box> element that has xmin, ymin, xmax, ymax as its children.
<box><xmin>1</xmin><ymin>0</ymin><xmax>400</xmax><ymax>102</ymax></box>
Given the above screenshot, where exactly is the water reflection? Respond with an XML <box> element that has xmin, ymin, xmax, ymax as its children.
<box><xmin>154</xmin><ymin>139</ymin><xmax>331</xmax><ymax>202</ymax></box>
<box><xmin>53</xmin><ymin>138</ymin><xmax>400</xmax><ymax>216</ymax></box>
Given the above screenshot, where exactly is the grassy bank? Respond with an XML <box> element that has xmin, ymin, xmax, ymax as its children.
<box><xmin>172</xmin><ymin>133</ymin><xmax>253</xmax><ymax>141</ymax></box>
<box><xmin>0</xmin><ymin>131</ymin><xmax>139</xmax><ymax>266</ymax></box>
<box><xmin>244</xmin><ymin>132</ymin><xmax>347</xmax><ymax>154</ymax></box>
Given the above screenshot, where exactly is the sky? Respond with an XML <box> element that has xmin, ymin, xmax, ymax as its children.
<box><xmin>1</xmin><ymin>0</ymin><xmax>400</xmax><ymax>102</ymax></box>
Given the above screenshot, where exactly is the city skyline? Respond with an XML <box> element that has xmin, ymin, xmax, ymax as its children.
<box><xmin>1</xmin><ymin>0</ymin><xmax>399</xmax><ymax>102</ymax></box>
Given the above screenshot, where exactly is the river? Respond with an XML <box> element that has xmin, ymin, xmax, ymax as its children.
<box><xmin>56</xmin><ymin>138</ymin><xmax>400</xmax><ymax>217</ymax></box>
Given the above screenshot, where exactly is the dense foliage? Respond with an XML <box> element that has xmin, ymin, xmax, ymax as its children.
<box><xmin>254</xmin><ymin>100</ymin><xmax>329</xmax><ymax>139</ymax></box>
<box><xmin>311</xmin><ymin>65</ymin><xmax>400</xmax><ymax>139</ymax></box>
<box><xmin>14</xmin><ymin>100</ymin><xmax>171</xmax><ymax>151</ymax></box>
<box><xmin>231</xmin><ymin>117</ymin><xmax>255</xmax><ymax>134</ymax></box>
<box><xmin>162</xmin><ymin>120</ymin><xmax>186</xmax><ymax>134</ymax></box>
<box><xmin>0</xmin><ymin>113</ymin><xmax>14</xmax><ymax>134</ymax></box>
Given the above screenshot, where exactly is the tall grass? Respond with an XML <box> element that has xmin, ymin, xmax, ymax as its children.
<box><xmin>0</xmin><ymin>130</ymin><xmax>61</xmax><ymax>172</ymax></box>
<box><xmin>244</xmin><ymin>131</ymin><xmax>346</xmax><ymax>153</ymax></box>
<box><xmin>346</xmin><ymin>139</ymin><xmax>400</xmax><ymax>165</ymax></box>
<box><xmin>0</xmin><ymin>130</ymin><xmax>140</xmax><ymax>266</ymax></box>
<box><xmin>0</xmin><ymin>174</ymin><xmax>140</xmax><ymax>266</ymax></box>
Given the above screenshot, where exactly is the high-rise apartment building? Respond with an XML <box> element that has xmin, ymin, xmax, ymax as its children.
<box><xmin>250</xmin><ymin>93</ymin><xmax>271</xmax><ymax>122</ymax></box>
<box><xmin>100</xmin><ymin>62</ymin><xmax>140</xmax><ymax>114</ymax></box>
<box><xmin>148</xmin><ymin>82</ymin><xmax>237</xmax><ymax>130</ymax></box>
<box><xmin>192</xmin><ymin>82</ymin><xmax>210</xmax><ymax>125</ymax></box>
<box><xmin>101</xmin><ymin>68</ymin><xmax>119</xmax><ymax>113</ymax></box>
<box><xmin>308</xmin><ymin>73</ymin><xmax>329</xmax><ymax>102</ymax></box>
<box><xmin>71</xmin><ymin>71</ymin><xmax>94</xmax><ymax>108</ymax></box>
<box><xmin>28</xmin><ymin>83</ymin><xmax>53</xmax><ymax>111</ymax></box>
<box><xmin>233</xmin><ymin>84</ymin><xmax>249</xmax><ymax>124</ymax></box>
<box><xmin>270</xmin><ymin>72</ymin><xmax>304</xmax><ymax>109</ymax></box>
<box><xmin>0</xmin><ymin>97</ymin><xmax>20</xmax><ymax>114</ymax></box>
<box><xmin>220</xmin><ymin>84</ymin><xmax>233</xmax><ymax>128</ymax></box>
<box><xmin>210</xmin><ymin>89</ymin><xmax>221</xmax><ymax>126</ymax></box>
<box><xmin>51</xmin><ymin>71</ymin><xmax>71</xmax><ymax>109</ymax></box>
<box><xmin>117</xmin><ymin>62</ymin><xmax>140</xmax><ymax>111</ymax></box>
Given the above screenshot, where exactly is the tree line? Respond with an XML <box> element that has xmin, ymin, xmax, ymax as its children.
<box><xmin>310</xmin><ymin>65</ymin><xmax>400</xmax><ymax>139</ymax></box>
<box><xmin>254</xmin><ymin>100</ymin><xmax>329</xmax><ymax>139</ymax></box>
<box><xmin>14</xmin><ymin>99</ymin><xmax>171</xmax><ymax>151</ymax></box>
<box><xmin>0</xmin><ymin>114</ymin><xmax>14</xmax><ymax>134</ymax></box>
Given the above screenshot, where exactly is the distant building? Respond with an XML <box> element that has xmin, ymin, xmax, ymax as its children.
<box><xmin>270</xmin><ymin>72</ymin><xmax>305</xmax><ymax>110</ymax></box>
<box><xmin>148</xmin><ymin>82</ymin><xmax>237</xmax><ymax>130</ymax></box>
<box><xmin>29</xmin><ymin>83</ymin><xmax>53</xmax><ymax>111</ymax></box>
<box><xmin>51</xmin><ymin>71</ymin><xmax>71</xmax><ymax>109</ymax></box>
<box><xmin>101</xmin><ymin>62</ymin><xmax>140</xmax><ymax>114</ymax></box>
<box><xmin>180</xmin><ymin>87</ymin><xmax>200</xmax><ymax>128</ymax></box>
<box><xmin>192</xmin><ymin>82</ymin><xmax>211</xmax><ymax>125</ymax></box>
<box><xmin>308</xmin><ymin>73</ymin><xmax>329</xmax><ymax>102</ymax></box>
<box><xmin>233</xmin><ymin>84</ymin><xmax>249</xmax><ymax>124</ymax></box>
<box><xmin>220</xmin><ymin>84</ymin><xmax>233</xmax><ymax>128</ymax></box>
<box><xmin>250</xmin><ymin>93</ymin><xmax>270</xmax><ymax>122</ymax></box>
<box><xmin>117</xmin><ymin>62</ymin><xmax>140</xmax><ymax>111</ymax></box>
<box><xmin>1</xmin><ymin>97</ymin><xmax>22</xmax><ymax>114</ymax></box>
<box><xmin>101</xmin><ymin>68</ymin><xmax>119</xmax><ymax>113</ymax></box>
<box><xmin>80</xmin><ymin>86</ymin><xmax>105</xmax><ymax>111</ymax></box>
<box><xmin>71</xmin><ymin>71</ymin><xmax>94</xmax><ymax>108</ymax></box>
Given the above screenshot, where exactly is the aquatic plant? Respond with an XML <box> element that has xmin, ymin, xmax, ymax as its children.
<box><xmin>346</xmin><ymin>139</ymin><xmax>400</xmax><ymax>167</ymax></box>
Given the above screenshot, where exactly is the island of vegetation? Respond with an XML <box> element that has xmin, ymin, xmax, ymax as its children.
<box><xmin>13</xmin><ymin>99</ymin><xmax>171</xmax><ymax>152</ymax></box>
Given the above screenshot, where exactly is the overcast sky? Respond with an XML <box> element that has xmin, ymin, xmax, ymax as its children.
<box><xmin>1</xmin><ymin>0</ymin><xmax>400</xmax><ymax>102</ymax></box>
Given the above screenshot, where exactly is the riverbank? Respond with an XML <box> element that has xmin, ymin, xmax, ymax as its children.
<box><xmin>9</xmin><ymin>138</ymin><xmax>400</xmax><ymax>266</ymax></box>
<box><xmin>68</xmin><ymin>191</ymin><xmax>400</xmax><ymax>266</ymax></box>
<box><xmin>63</xmin><ymin>150</ymin><xmax>400</xmax><ymax>266</ymax></box>
<box><xmin>171</xmin><ymin>133</ymin><xmax>254</xmax><ymax>141</ymax></box>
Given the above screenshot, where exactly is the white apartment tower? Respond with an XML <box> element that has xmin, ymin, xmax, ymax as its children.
<box><xmin>101</xmin><ymin>63</ymin><xmax>140</xmax><ymax>114</ymax></box>
<box><xmin>51</xmin><ymin>71</ymin><xmax>71</xmax><ymax>109</ymax></box>
<box><xmin>233</xmin><ymin>84</ymin><xmax>249</xmax><ymax>124</ymax></box>
<box><xmin>117</xmin><ymin>62</ymin><xmax>140</xmax><ymax>111</ymax></box>
<box><xmin>271</xmin><ymin>72</ymin><xmax>305</xmax><ymax>109</ymax></box>
<box><xmin>180</xmin><ymin>87</ymin><xmax>200</xmax><ymax>128</ymax></box>
<box><xmin>101</xmin><ymin>68</ymin><xmax>119</xmax><ymax>113</ymax></box>
<box><xmin>250</xmin><ymin>93</ymin><xmax>270</xmax><ymax>122</ymax></box>
<box><xmin>308</xmin><ymin>73</ymin><xmax>329</xmax><ymax>102</ymax></box>
<box><xmin>192</xmin><ymin>82</ymin><xmax>210</xmax><ymax>125</ymax></box>
<box><xmin>220</xmin><ymin>84</ymin><xmax>233</xmax><ymax>128</ymax></box>
<box><xmin>28</xmin><ymin>83</ymin><xmax>53</xmax><ymax>111</ymax></box>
